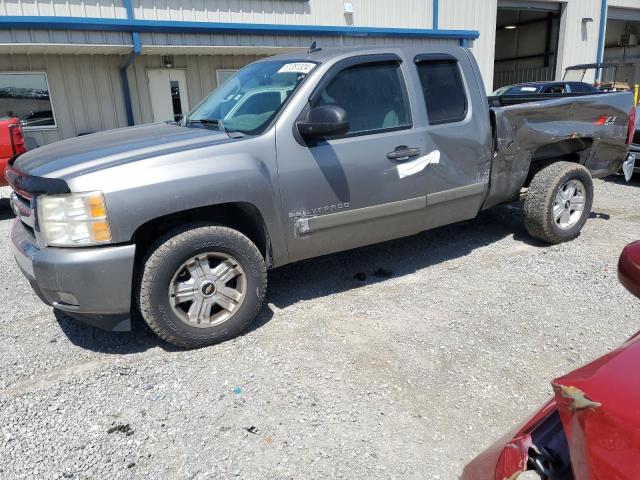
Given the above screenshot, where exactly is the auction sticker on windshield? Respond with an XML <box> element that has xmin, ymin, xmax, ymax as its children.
<box><xmin>278</xmin><ymin>62</ymin><xmax>316</xmax><ymax>74</ymax></box>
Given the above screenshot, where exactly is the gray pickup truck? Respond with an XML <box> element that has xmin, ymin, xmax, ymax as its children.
<box><xmin>6</xmin><ymin>46</ymin><xmax>636</xmax><ymax>348</ymax></box>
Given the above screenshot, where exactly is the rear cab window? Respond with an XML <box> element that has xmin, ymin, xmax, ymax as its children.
<box><xmin>314</xmin><ymin>60</ymin><xmax>412</xmax><ymax>136</ymax></box>
<box><xmin>414</xmin><ymin>56</ymin><xmax>468</xmax><ymax>125</ymax></box>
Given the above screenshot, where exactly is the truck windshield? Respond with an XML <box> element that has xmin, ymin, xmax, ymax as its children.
<box><xmin>185</xmin><ymin>60</ymin><xmax>317</xmax><ymax>135</ymax></box>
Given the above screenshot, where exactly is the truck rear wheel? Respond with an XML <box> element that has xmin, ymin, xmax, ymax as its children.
<box><xmin>524</xmin><ymin>161</ymin><xmax>593</xmax><ymax>244</ymax></box>
<box><xmin>137</xmin><ymin>223</ymin><xmax>267</xmax><ymax>348</ymax></box>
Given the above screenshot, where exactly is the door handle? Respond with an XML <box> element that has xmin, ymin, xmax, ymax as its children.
<box><xmin>387</xmin><ymin>146</ymin><xmax>420</xmax><ymax>162</ymax></box>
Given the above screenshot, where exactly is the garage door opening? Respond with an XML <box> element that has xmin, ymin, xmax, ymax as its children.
<box><xmin>493</xmin><ymin>1</ymin><xmax>562</xmax><ymax>91</ymax></box>
<box><xmin>603</xmin><ymin>8</ymin><xmax>640</xmax><ymax>93</ymax></box>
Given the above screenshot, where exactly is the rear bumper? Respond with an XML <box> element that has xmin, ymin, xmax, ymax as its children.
<box><xmin>11</xmin><ymin>219</ymin><xmax>135</xmax><ymax>330</ymax></box>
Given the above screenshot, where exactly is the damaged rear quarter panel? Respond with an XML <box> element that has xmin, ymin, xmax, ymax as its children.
<box><xmin>483</xmin><ymin>92</ymin><xmax>634</xmax><ymax>209</ymax></box>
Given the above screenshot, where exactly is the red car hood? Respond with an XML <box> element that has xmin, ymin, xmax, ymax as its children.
<box><xmin>553</xmin><ymin>332</ymin><xmax>640</xmax><ymax>479</ymax></box>
<box><xmin>463</xmin><ymin>332</ymin><xmax>640</xmax><ymax>480</ymax></box>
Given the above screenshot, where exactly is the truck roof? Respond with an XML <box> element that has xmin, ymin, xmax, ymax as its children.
<box><xmin>253</xmin><ymin>44</ymin><xmax>468</xmax><ymax>64</ymax></box>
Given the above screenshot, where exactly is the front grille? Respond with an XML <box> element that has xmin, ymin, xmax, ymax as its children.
<box><xmin>20</xmin><ymin>220</ymin><xmax>36</xmax><ymax>241</ymax></box>
<box><xmin>15</xmin><ymin>191</ymin><xmax>30</xmax><ymax>205</ymax></box>
<box><xmin>10</xmin><ymin>192</ymin><xmax>36</xmax><ymax>234</ymax></box>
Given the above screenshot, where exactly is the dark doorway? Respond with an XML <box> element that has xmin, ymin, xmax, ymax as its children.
<box><xmin>493</xmin><ymin>2</ymin><xmax>562</xmax><ymax>91</ymax></box>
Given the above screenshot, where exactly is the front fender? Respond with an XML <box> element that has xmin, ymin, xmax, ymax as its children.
<box><xmin>67</xmin><ymin>132</ymin><xmax>288</xmax><ymax>266</ymax></box>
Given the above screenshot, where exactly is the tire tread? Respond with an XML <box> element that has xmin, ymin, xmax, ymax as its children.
<box><xmin>136</xmin><ymin>223</ymin><xmax>267</xmax><ymax>348</ymax></box>
<box><xmin>524</xmin><ymin>161</ymin><xmax>593</xmax><ymax>244</ymax></box>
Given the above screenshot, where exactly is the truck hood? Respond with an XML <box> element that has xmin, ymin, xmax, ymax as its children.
<box><xmin>552</xmin><ymin>331</ymin><xmax>640</xmax><ymax>480</ymax></box>
<box><xmin>14</xmin><ymin>123</ymin><xmax>233</xmax><ymax>179</ymax></box>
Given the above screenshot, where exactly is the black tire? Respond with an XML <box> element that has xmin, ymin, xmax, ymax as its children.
<box><xmin>136</xmin><ymin>223</ymin><xmax>267</xmax><ymax>349</ymax></box>
<box><xmin>524</xmin><ymin>161</ymin><xmax>594</xmax><ymax>244</ymax></box>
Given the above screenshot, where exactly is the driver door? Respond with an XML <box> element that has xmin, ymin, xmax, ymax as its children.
<box><xmin>275</xmin><ymin>55</ymin><xmax>432</xmax><ymax>263</ymax></box>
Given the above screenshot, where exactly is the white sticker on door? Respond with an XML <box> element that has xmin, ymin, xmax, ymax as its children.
<box><xmin>397</xmin><ymin>150</ymin><xmax>440</xmax><ymax>179</ymax></box>
<box><xmin>277</xmin><ymin>62</ymin><xmax>316</xmax><ymax>74</ymax></box>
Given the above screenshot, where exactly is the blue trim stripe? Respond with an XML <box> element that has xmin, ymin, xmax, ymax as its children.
<box><xmin>596</xmin><ymin>0</ymin><xmax>607</xmax><ymax>82</ymax></box>
<box><xmin>122</xmin><ymin>0</ymin><xmax>141</xmax><ymax>53</ymax></box>
<box><xmin>120</xmin><ymin>56</ymin><xmax>137</xmax><ymax>127</ymax></box>
<box><xmin>0</xmin><ymin>16</ymin><xmax>479</xmax><ymax>40</ymax></box>
<box><xmin>433</xmin><ymin>0</ymin><xmax>439</xmax><ymax>30</ymax></box>
<box><xmin>121</xmin><ymin>0</ymin><xmax>140</xmax><ymax>125</ymax></box>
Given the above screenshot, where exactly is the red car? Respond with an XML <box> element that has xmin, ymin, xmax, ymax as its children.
<box><xmin>463</xmin><ymin>241</ymin><xmax>640</xmax><ymax>480</ymax></box>
<box><xmin>0</xmin><ymin>117</ymin><xmax>27</xmax><ymax>186</ymax></box>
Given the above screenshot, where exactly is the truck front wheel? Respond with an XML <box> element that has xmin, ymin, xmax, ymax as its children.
<box><xmin>137</xmin><ymin>223</ymin><xmax>267</xmax><ymax>348</ymax></box>
<box><xmin>524</xmin><ymin>161</ymin><xmax>594</xmax><ymax>244</ymax></box>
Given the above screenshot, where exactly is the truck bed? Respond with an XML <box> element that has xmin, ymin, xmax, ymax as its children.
<box><xmin>487</xmin><ymin>91</ymin><xmax>603</xmax><ymax>108</ymax></box>
<box><xmin>482</xmin><ymin>91</ymin><xmax>634</xmax><ymax>209</ymax></box>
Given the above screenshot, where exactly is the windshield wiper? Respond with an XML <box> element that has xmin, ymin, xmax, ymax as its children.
<box><xmin>185</xmin><ymin>118</ymin><xmax>247</xmax><ymax>138</ymax></box>
<box><xmin>186</xmin><ymin>118</ymin><xmax>224</xmax><ymax>131</ymax></box>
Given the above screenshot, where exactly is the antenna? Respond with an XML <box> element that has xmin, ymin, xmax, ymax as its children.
<box><xmin>308</xmin><ymin>41</ymin><xmax>322</xmax><ymax>54</ymax></box>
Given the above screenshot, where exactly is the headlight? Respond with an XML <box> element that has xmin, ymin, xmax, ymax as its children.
<box><xmin>37</xmin><ymin>191</ymin><xmax>112</xmax><ymax>246</ymax></box>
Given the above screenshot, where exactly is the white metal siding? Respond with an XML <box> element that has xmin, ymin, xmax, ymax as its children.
<box><xmin>0</xmin><ymin>0</ymin><xmax>434</xmax><ymax>28</ymax></box>
<box><xmin>138</xmin><ymin>31</ymin><xmax>456</xmax><ymax>49</ymax></box>
<box><xmin>0</xmin><ymin>0</ymin><xmax>127</xmax><ymax>18</ymax></box>
<box><xmin>0</xmin><ymin>54</ymin><xmax>127</xmax><ymax>146</ymax></box>
<box><xmin>134</xmin><ymin>0</ymin><xmax>434</xmax><ymax>28</ymax></box>
<box><xmin>0</xmin><ymin>28</ymin><xmax>131</xmax><ymax>46</ymax></box>
<box><xmin>439</xmin><ymin>0</ymin><xmax>498</xmax><ymax>91</ymax></box>
<box><xmin>555</xmin><ymin>0</ymin><xmax>602</xmax><ymax>83</ymax></box>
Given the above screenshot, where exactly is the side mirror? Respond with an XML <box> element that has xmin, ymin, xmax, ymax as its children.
<box><xmin>297</xmin><ymin>105</ymin><xmax>349</xmax><ymax>140</ymax></box>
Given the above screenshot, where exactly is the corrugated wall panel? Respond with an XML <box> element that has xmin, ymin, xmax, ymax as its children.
<box><xmin>138</xmin><ymin>31</ymin><xmax>455</xmax><ymax>50</ymax></box>
<box><xmin>134</xmin><ymin>0</ymin><xmax>434</xmax><ymax>28</ymax></box>
<box><xmin>0</xmin><ymin>0</ymin><xmax>127</xmax><ymax>18</ymax></box>
<box><xmin>0</xmin><ymin>29</ymin><xmax>130</xmax><ymax>46</ymax></box>
<box><xmin>440</xmin><ymin>0</ymin><xmax>497</xmax><ymax>92</ymax></box>
<box><xmin>555</xmin><ymin>0</ymin><xmax>601</xmax><ymax>83</ymax></box>
<box><xmin>1</xmin><ymin>0</ymin><xmax>434</xmax><ymax>27</ymax></box>
<box><xmin>0</xmin><ymin>54</ymin><xmax>127</xmax><ymax>146</ymax></box>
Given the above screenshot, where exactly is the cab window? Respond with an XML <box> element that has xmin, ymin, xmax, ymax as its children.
<box><xmin>415</xmin><ymin>59</ymin><xmax>467</xmax><ymax>125</ymax></box>
<box><xmin>315</xmin><ymin>61</ymin><xmax>411</xmax><ymax>135</ymax></box>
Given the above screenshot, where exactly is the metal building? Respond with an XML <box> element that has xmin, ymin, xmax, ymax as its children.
<box><xmin>0</xmin><ymin>0</ymin><xmax>638</xmax><ymax>147</ymax></box>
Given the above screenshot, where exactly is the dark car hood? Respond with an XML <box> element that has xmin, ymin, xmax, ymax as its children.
<box><xmin>14</xmin><ymin>123</ymin><xmax>232</xmax><ymax>179</ymax></box>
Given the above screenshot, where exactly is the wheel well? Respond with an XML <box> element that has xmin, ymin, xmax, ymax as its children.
<box><xmin>525</xmin><ymin>137</ymin><xmax>594</xmax><ymax>186</ymax></box>
<box><xmin>132</xmin><ymin>203</ymin><xmax>271</xmax><ymax>266</ymax></box>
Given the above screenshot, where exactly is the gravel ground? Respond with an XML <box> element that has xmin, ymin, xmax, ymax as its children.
<box><xmin>0</xmin><ymin>177</ymin><xmax>639</xmax><ymax>480</ymax></box>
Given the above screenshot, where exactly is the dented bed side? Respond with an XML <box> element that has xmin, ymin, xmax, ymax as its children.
<box><xmin>482</xmin><ymin>92</ymin><xmax>634</xmax><ymax>210</ymax></box>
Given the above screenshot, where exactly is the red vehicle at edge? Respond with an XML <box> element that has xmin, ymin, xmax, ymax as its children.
<box><xmin>463</xmin><ymin>241</ymin><xmax>640</xmax><ymax>480</ymax></box>
<box><xmin>0</xmin><ymin>117</ymin><xmax>27</xmax><ymax>186</ymax></box>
